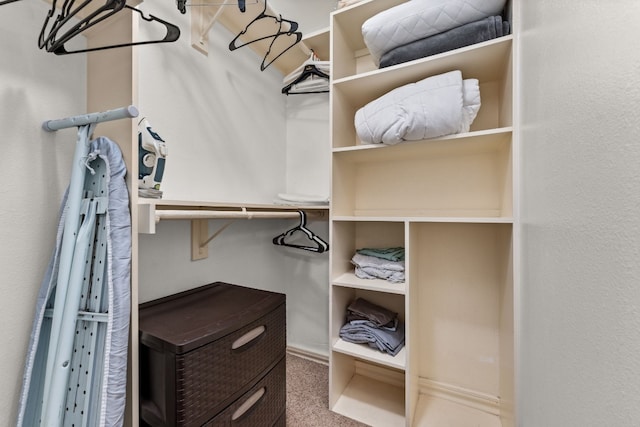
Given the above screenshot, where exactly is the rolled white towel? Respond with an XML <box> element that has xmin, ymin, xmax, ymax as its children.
<box><xmin>354</xmin><ymin>70</ymin><xmax>480</xmax><ymax>145</ymax></box>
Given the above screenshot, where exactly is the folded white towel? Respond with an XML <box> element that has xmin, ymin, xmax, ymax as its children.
<box><xmin>354</xmin><ymin>70</ymin><xmax>480</xmax><ymax>145</ymax></box>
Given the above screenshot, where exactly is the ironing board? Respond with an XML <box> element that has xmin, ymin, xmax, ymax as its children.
<box><xmin>17</xmin><ymin>107</ymin><xmax>134</xmax><ymax>427</ymax></box>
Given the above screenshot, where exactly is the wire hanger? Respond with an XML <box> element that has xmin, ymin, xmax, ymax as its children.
<box><xmin>282</xmin><ymin>51</ymin><xmax>330</xmax><ymax>95</ymax></box>
<box><xmin>228</xmin><ymin>0</ymin><xmax>302</xmax><ymax>71</ymax></box>
<box><xmin>272</xmin><ymin>211</ymin><xmax>329</xmax><ymax>253</ymax></box>
<box><xmin>39</xmin><ymin>0</ymin><xmax>180</xmax><ymax>55</ymax></box>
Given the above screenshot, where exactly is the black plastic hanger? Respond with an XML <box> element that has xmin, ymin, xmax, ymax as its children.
<box><xmin>273</xmin><ymin>211</ymin><xmax>329</xmax><ymax>253</ymax></box>
<box><xmin>228</xmin><ymin>0</ymin><xmax>302</xmax><ymax>70</ymax></box>
<box><xmin>38</xmin><ymin>0</ymin><xmax>127</xmax><ymax>52</ymax></box>
<box><xmin>282</xmin><ymin>63</ymin><xmax>330</xmax><ymax>95</ymax></box>
<box><xmin>0</xmin><ymin>0</ymin><xmax>22</xmax><ymax>5</ymax></box>
<box><xmin>228</xmin><ymin>0</ymin><xmax>298</xmax><ymax>50</ymax></box>
<box><xmin>258</xmin><ymin>20</ymin><xmax>302</xmax><ymax>71</ymax></box>
<box><xmin>39</xmin><ymin>1</ymin><xmax>180</xmax><ymax>55</ymax></box>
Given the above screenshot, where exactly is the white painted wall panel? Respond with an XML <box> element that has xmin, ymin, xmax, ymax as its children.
<box><xmin>519</xmin><ymin>2</ymin><xmax>640</xmax><ymax>426</ymax></box>
<box><xmin>0</xmin><ymin>3</ymin><xmax>86</xmax><ymax>424</ymax></box>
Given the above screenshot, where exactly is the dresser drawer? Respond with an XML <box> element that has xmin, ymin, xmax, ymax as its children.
<box><xmin>139</xmin><ymin>282</ymin><xmax>286</xmax><ymax>427</ymax></box>
<box><xmin>203</xmin><ymin>356</ymin><xmax>286</xmax><ymax>426</ymax></box>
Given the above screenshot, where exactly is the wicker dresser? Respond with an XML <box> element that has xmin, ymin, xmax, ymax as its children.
<box><xmin>138</xmin><ymin>282</ymin><xmax>286</xmax><ymax>427</ymax></box>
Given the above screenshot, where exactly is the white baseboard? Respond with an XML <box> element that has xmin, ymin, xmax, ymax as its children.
<box><xmin>287</xmin><ymin>346</ymin><xmax>329</xmax><ymax>366</ymax></box>
<box><xmin>419</xmin><ymin>378</ymin><xmax>500</xmax><ymax>416</ymax></box>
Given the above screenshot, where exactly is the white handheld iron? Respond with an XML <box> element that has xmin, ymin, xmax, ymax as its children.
<box><xmin>138</xmin><ymin>118</ymin><xmax>167</xmax><ymax>198</ymax></box>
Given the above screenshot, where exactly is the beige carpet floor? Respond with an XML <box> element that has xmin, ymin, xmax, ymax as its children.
<box><xmin>286</xmin><ymin>353</ymin><xmax>369</xmax><ymax>427</ymax></box>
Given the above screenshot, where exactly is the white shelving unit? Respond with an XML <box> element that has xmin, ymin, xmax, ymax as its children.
<box><xmin>328</xmin><ymin>1</ymin><xmax>517</xmax><ymax>426</ymax></box>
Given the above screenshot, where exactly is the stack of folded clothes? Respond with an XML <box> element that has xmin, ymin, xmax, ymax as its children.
<box><xmin>339</xmin><ymin>298</ymin><xmax>405</xmax><ymax>356</ymax></box>
<box><xmin>351</xmin><ymin>247</ymin><xmax>405</xmax><ymax>283</ymax></box>
<box><xmin>361</xmin><ymin>0</ymin><xmax>510</xmax><ymax>68</ymax></box>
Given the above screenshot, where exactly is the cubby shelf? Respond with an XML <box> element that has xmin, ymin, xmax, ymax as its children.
<box><xmin>332</xmin><ymin>35</ymin><xmax>513</xmax><ymax>95</ymax></box>
<box><xmin>332</xmin><ymin>373</ymin><xmax>406</xmax><ymax>427</ymax></box>
<box><xmin>332</xmin><ymin>338</ymin><xmax>406</xmax><ymax>371</ymax></box>
<box><xmin>329</xmin><ymin>0</ymin><xmax>517</xmax><ymax>426</ymax></box>
<box><xmin>332</xmin><ymin>271</ymin><xmax>406</xmax><ymax>294</ymax></box>
<box><xmin>332</xmin><ymin>126</ymin><xmax>513</xmax><ymax>155</ymax></box>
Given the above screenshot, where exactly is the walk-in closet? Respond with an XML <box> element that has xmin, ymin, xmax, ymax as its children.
<box><xmin>2</xmin><ymin>0</ymin><xmax>640</xmax><ymax>426</ymax></box>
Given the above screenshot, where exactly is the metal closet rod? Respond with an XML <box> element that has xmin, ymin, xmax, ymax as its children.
<box><xmin>155</xmin><ymin>209</ymin><xmax>314</xmax><ymax>222</ymax></box>
<box><xmin>42</xmin><ymin>105</ymin><xmax>139</xmax><ymax>132</ymax></box>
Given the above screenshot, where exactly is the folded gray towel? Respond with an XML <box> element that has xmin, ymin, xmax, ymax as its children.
<box><xmin>380</xmin><ymin>16</ymin><xmax>510</xmax><ymax>69</ymax></box>
<box><xmin>348</xmin><ymin>317</ymin><xmax>399</xmax><ymax>332</ymax></box>
<box><xmin>347</xmin><ymin>297</ymin><xmax>397</xmax><ymax>328</ymax></box>
<box><xmin>339</xmin><ymin>321</ymin><xmax>405</xmax><ymax>356</ymax></box>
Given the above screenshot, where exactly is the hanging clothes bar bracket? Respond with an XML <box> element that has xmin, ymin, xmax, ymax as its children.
<box><xmin>191</xmin><ymin>0</ymin><xmax>232</xmax><ymax>54</ymax></box>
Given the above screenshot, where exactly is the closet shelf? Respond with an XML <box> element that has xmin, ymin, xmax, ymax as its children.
<box><xmin>332</xmin><ymin>215</ymin><xmax>514</xmax><ymax>224</ymax></box>
<box><xmin>331</xmin><ymin>373</ymin><xmax>406</xmax><ymax>427</ymax></box>
<box><xmin>333</xmin><ymin>127</ymin><xmax>513</xmax><ymax>156</ymax></box>
<box><xmin>190</xmin><ymin>0</ymin><xmax>330</xmax><ymax>75</ymax></box>
<box><xmin>332</xmin><ymin>36</ymin><xmax>513</xmax><ymax>100</ymax></box>
<box><xmin>332</xmin><ymin>338</ymin><xmax>406</xmax><ymax>371</ymax></box>
<box><xmin>138</xmin><ymin>199</ymin><xmax>328</xmax><ymax>234</ymax></box>
<box><xmin>139</xmin><ymin>199</ymin><xmax>328</xmax><ymax>260</ymax></box>
<box><xmin>332</xmin><ymin>271</ymin><xmax>406</xmax><ymax>294</ymax></box>
<box><xmin>331</xmin><ymin>0</ymin><xmax>407</xmax><ymax>53</ymax></box>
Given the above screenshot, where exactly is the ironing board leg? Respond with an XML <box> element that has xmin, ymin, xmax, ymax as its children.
<box><xmin>40</xmin><ymin>124</ymin><xmax>94</xmax><ymax>425</ymax></box>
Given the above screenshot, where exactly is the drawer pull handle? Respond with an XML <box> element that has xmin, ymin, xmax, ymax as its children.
<box><xmin>231</xmin><ymin>325</ymin><xmax>266</xmax><ymax>350</ymax></box>
<box><xmin>231</xmin><ymin>387</ymin><xmax>266</xmax><ymax>421</ymax></box>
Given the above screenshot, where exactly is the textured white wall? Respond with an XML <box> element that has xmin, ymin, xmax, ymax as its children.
<box><xmin>0</xmin><ymin>3</ymin><xmax>86</xmax><ymax>425</ymax></box>
<box><xmin>137</xmin><ymin>1</ymin><xmax>288</xmax><ymax>203</ymax></box>
<box><xmin>269</xmin><ymin>0</ymin><xmax>335</xmax><ymax>33</ymax></box>
<box><xmin>519</xmin><ymin>1</ymin><xmax>640</xmax><ymax>426</ymax></box>
<box><xmin>285</xmin><ymin>94</ymin><xmax>330</xmax><ymax>198</ymax></box>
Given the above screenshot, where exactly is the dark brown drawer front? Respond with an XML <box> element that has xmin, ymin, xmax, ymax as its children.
<box><xmin>203</xmin><ymin>356</ymin><xmax>286</xmax><ymax>427</ymax></box>
<box><xmin>175</xmin><ymin>305</ymin><xmax>286</xmax><ymax>426</ymax></box>
<box><xmin>272</xmin><ymin>410</ymin><xmax>286</xmax><ymax>427</ymax></box>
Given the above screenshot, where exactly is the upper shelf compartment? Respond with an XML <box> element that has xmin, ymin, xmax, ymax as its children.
<box><xmin>331</xmin><ymin>36</ymin><xmax>514</xmax><ymax>149</ymax></box>
<box><xmin>331</xmin><ymin>0</ymin><xmax>407</xmax><ymax>79</ymax></box>
<box><xmin>331</xmin><ymin>0</ymin><xmax>512</xmax><ymax>81</ymax></box>
<box><xmin>190</xmin><ymin>0</ymin><xmax>329</xmax><ymax>76</ymax></box>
